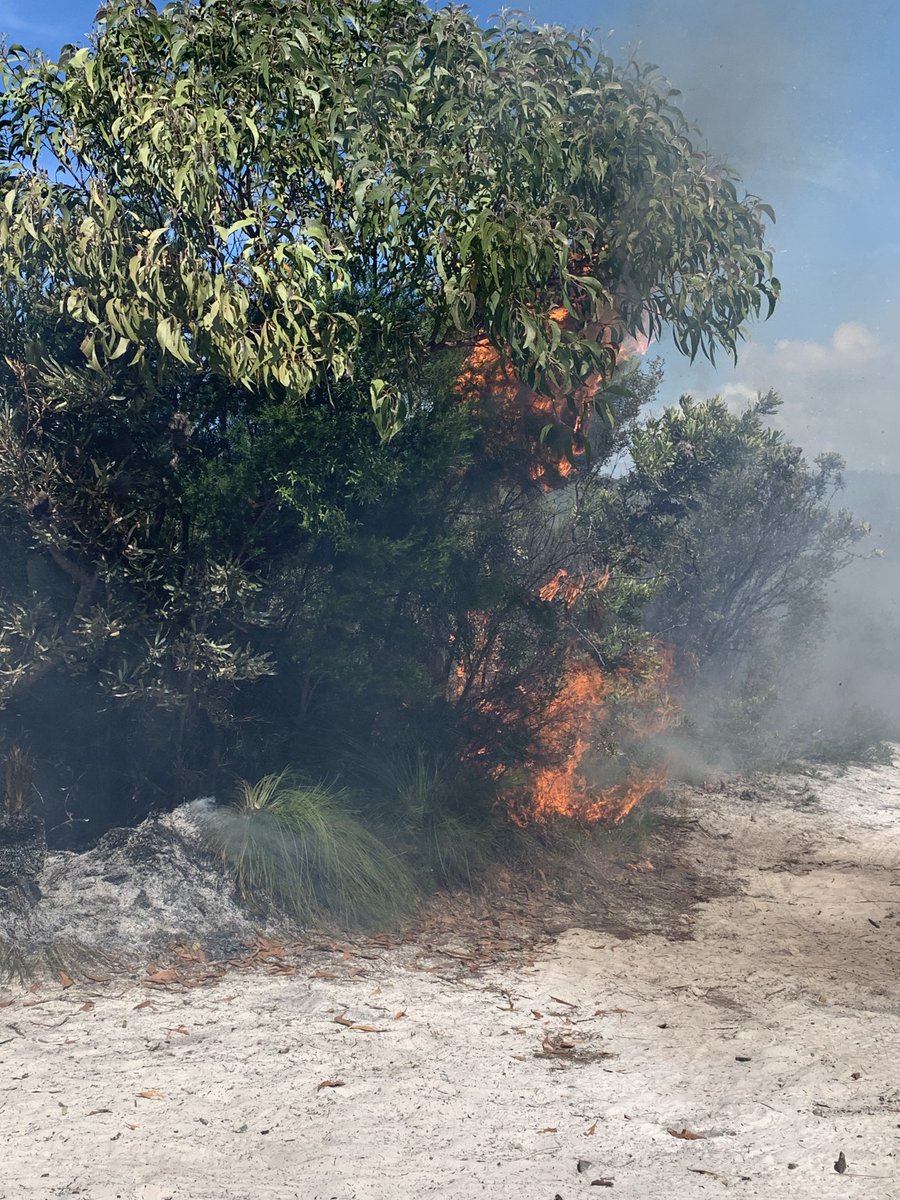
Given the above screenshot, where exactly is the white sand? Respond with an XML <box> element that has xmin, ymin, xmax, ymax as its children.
<box><xmin>2</xmin><ymin>759</ymin><xmax>899</xmax><ymax>1199</ymax></box>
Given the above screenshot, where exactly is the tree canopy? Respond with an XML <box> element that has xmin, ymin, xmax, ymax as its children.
<box><xmin>0</xmin><ymin>0</ymin><xmax>777</xmax><ymax>431</ymax></box>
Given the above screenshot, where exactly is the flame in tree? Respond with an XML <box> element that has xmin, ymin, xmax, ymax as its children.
<box><xmin>456</xmin><ymin>306</ymin><xmax>648</xmax><ymax>490</ymax></box>
<box><xmin>452</xmin><ymin>319</ymin><xmax>669</xmax><ymax>824</ymax></box>
<box><xmin>449</xmin><ymin>570</ymin><xmax>675</xmax><ymax>825</ymax></box>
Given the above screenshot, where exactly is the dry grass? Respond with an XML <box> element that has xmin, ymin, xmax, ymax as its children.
<box><xmin>0</xmin><ymin>936</ymin><xmax>119</xmax><ymax>985</ymax></box>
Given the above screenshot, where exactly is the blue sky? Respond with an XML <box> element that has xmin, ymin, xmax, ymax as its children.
<box><xmin>4</xmin><ymin>0</ymin><xmax>899</xmax><ymax>469</ymax></box>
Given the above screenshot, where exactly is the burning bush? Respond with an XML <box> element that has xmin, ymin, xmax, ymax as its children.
<box><xmin>450</xmin><ymin>595</ymin><xmax>674</xmax><ymax>827</ymax></box>
<box><xmin>0</xmin><ymin>0</ymin><xmax>780</xmax><ymax>860</ymax></box>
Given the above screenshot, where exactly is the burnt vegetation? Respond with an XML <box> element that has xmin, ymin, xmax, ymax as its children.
<box><xmin>0</xmin><ymin>0</ymin><xmax>880</xmax><ymax>918</ymax></box>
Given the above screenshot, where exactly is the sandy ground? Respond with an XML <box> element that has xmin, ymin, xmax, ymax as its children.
<box><xmin>2</xmin><ymin>759</ymin><xmax>900</xmax><ymax>1200</ymax></box>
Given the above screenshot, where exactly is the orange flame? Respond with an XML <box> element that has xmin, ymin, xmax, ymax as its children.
<box><xmin>455</xmin><ymin>304</ymin><xmax>650</xmax><ymax>490</ymax></box>
<box><xmin>538</xmin><ymin>566</ymin><xmax>611</xmax><ymax>607</ymax></box>
<box><xmin>509</xmin><ymin>648</ymin><xmax>672</xmax><ymax>826</ymax></box>
<box><xmin>450</xmin><ymin>570</ymin><xmax>675</xmax><ymax>826</ymax></box>
<box><xmin>451</xmin><ymin>305</ymin><xmax>662</xmax><ymax>822</ymax></box>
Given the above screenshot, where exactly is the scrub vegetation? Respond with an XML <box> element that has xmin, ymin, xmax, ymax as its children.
<box><xmin>0</xmin><ymin>1</ymin><xmax>875</xmax><ymax>917</ymax></box>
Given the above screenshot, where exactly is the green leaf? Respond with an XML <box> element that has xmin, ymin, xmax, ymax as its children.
<box><xmin>155</xmin><ymin>317</ymin><xmax>193</xmax><ymax>365</ymax></box>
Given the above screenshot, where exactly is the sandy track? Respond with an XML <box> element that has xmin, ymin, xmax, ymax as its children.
<box><xmin>2</xmin><ymin>760</ymin><xmax>899</xmax><ymax>1200</ymax></box>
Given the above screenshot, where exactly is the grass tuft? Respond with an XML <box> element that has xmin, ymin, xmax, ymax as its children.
<box><xmin>365</xmin><ymin>748</ymin><xmax>495</xmax><ymax>886</ymax></box>
<box><xmin>204</xmin><ymin>774</ymin><xmax>417</xmax><ymax>928</ymax></box>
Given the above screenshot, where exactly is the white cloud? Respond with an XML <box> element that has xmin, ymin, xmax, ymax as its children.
<box><xmin>717</xmin><ymin>322</ymin><xmax>899</xmax><ymax>472</ymax></box>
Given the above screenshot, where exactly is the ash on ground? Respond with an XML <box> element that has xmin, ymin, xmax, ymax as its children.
<box><xmin>0</xmin><ymin>799</ymin><xmax>268</xmax><ymax>974</ymax></box>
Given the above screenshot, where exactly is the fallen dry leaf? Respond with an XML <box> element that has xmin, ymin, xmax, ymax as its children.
<box><xmin>535</xmin><ymin>1034</ymin><xmax>613</xmax><ymax>1065</ymax></box>
<box><xmin>549</xmin><ymin>995</ymin><xmax>578</xmax><ymax>1008</ymax></box>
<box><xmin>394</xmin><ymin>1011</ymin><xmax>406</xmax><ymax>1020</ymax></box>
<box><xmin>247</xmin><ymin>937</ymin><xmax>286</xmax><ymax>958</ymax></box>
<box><xmin>316</xmin><ymin>1079</ymin><xmax>345</xmax><ymax>1091</ymax></box>
<box><xmin>87</xmin><ymin>1108</ymin><xmax>112</xmax><ymax>1116</ymax></box>
<box><xmin>668</xmin><ymin>1127</ymin><xmax>705</xmax><ymax>1140</ymax></box>
<box><xmin>165</xmin><ymin>1025</ymin><xmax>190</xmax><ymax>1037</ymax></box>
<box><xmin>79</xmin><ymin>1002</ymin><xmax>95</xmax><ymax>1013</ymax></box>
<box><xmin>133</xmin><ymin>1000</ymin><xmax>155</xmax><ymax>1011</ymax></box>
<box><xmin>312</xmin><ymin>969</ymin><xmax>338</xmax><ymax>981</ymax></box>
<box><xmin>144</xmin><ymin>967</ymin><xmax>179</xmax><ymax>986</ymax></box>
<box><xmin>542</xmin><ymin>1034</ymin><xmax>576</xmax><ymax>1053</ymax></box>
<box><xmin>172</xmin><ymin>943</ymin><xmax>207</xmax><ymax>964</ymax></box>
<box><xmin>584</xmin><ymin>1122</ymin><xmax>598</xmax><ymax>1136</ymax></box>
<box><xmin>333</xmin><ymin>1014</ymin><xmax>385</xmax><ymax>1033</ymax></box>
<box><xmin>58</xmin><ymin>972</ymin><xmax>74</xmax><ymax>990</ymax></box>
<box><xmin>137</xmin><ymin>1089</ymin><xmax>163</xmax><ymax>1100</ymax></box>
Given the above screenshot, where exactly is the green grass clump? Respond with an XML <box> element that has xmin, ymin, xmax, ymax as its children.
<box><xmin>205</xmin><ymin>773</ymin><xmax>417</xmax><ymax>928</ymax></box>
<box><xmin>366</xmin><ymin>748</ymin><xmax>495</xmax><ymax>886</ymax></box>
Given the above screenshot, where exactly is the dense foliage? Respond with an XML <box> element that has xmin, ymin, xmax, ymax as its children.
<box><xmin>0</xmin><ymin>0</ymin><xmax>797</xmax><ymax>848</ymax></box>
<box><xmin>600</xmin><ymin>393</ymin><xmax>866</xmax><ymax>768</ymax></box>
<box><xmin>0</xmin><ymin>0</ymin><xmax>777</xmax><ymax>404</ymax></box>
<box><xmin>613</xmin><ymin>393</ymin><xmax>863</xmax><ymax>676</ymax></box>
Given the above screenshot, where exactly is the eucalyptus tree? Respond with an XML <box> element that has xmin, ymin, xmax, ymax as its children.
<box><xmin>1</xmin><ymin>0</ymin><xmax>777</xmax><ymax>410</ymax></box>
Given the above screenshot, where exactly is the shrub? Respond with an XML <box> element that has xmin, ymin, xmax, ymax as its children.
<box><xmin>801</xmin><ymin>707</ymin><xmax>898</xmax><ymax>767</ymax></box>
